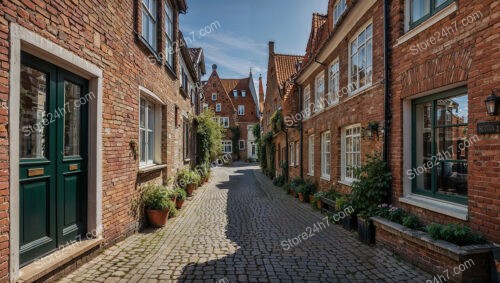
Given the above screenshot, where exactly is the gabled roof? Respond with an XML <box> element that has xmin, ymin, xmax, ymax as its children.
<box><xmin>274</xmin><ymin>54</ymin><xmax>304</xmax><ymax>88</ymax></box>
<box><xmin>304</xmin><ymin>13</ymin><xmax>328</xmax><ymax>65</ymax></box>
<box><xmin>219</xmin><ymin>79</ymin><xmax>242</xmax><ymax>95</ymax></box>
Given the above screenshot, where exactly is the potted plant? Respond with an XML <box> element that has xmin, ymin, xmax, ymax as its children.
<box><xmin>289</xmin><ymin>177</ymin><xmax>304</xmax><ymax>198</ymax></box>
<box><xmin>177</xmin><ymin>169</ymin><xmax>200</xmax><ymax>196</ymax></box>
<box><xmin>175</xmin><ymin>188</ymin><xmax>187</xmax><ymax>209</ymax></box>
<box><xmin>313</xmin><ymin>191</ymin><xmax>327</xmax><ymax>210</ymax></box>
<box><xmin>296</xmin><ymin>184</ymin><xmax>307</xmax><ymax>202</ymax></box>
<box><xmin>357</xmin><ymin>210</ymin><xmax>375</xmax><ymax>244</ymax></box>
<box><xmin>142</xmin><ymin>184</ymin><xmax>175</xmax><ymax>228</ymax></box>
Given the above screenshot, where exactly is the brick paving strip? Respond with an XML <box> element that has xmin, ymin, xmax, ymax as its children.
<box><xmin>59</xmin><ymin>163</ymin><xmax>431</xmax><ymax>282</ymax></box>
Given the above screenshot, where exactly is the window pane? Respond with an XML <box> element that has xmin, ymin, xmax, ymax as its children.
<box><xmin>20</xmin><ymin>65</ymin><xmax>47</xmax><ymax>158</ymax></box>
<box><xmin>436</xmin><ymin>161</ymin><xmax>467</xmax><ymax>197</ymax></box>
<box><xmin>148</xmin><ymin>131</ymin><xmax>154</xmax><ymax>161</ymax></box>
<box><xmin>435</xmin><ymin>126</ymin><xmax>469</xmax><ymax>161</ymax></box>
<box><xmin>414</xmin><ymin>102</ymin><xmax>433</xmax><ymax>192</ymax></box>
<box><xmin>411</xmin><ymin>0</ymin><xmax>430</xmax><ymax>22</ymax></box>
<box><xmin>140</xmin><ymin>130</ymin><xmax>146</xmax><ymax>163</ymax></box>
<box><xmin>63</xmin><ymin>81</ymin><xmax>81</xmax><ymax>156</ymax></box>
<box><xmin>435</xmin><ymin>0</ymin><xmax>447</xmax><ymax>8</ymax></box>
<box><xmin>436</xmin><ymin>93</ymin><xmax>468</xmax><ymax>126</ymax></box>
<box><xmin>147</xmin><ymin>103</ymin><xmax>154</xmax><ymax>130</ymax></box>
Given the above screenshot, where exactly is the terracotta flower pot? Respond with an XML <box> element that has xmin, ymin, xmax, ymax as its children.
<box><xmin>317</xmin><ymin>200</ymin><xmax>323</xmax><ymax>209</ymax></box>
<box><xmin>176</xmin><ymin>199</ymin><xmax>185</xmax><ymax>209</ymax></box>
<box><xmin>298</xmin><ymin>193</ymin><xmax>308</xmax><ymax>203</ymax></box>
<box><xmin>185</xmin><ymin>184</ymin><xmax>196</xmax><ymax>196</ymax></box>
<box><xmin>170</xmin><ymin>195</ymin><xmax>176</xmax><ymax>202</ymax></box>
<box><xmin>290</xmin><ymin>189</ymin><xmax>296</xmax><ymax>197</ymax></box>
<box><xmin>145</xmin><ymin>209</ymin><xmax>170</xmax><ymax>228</ymax></box>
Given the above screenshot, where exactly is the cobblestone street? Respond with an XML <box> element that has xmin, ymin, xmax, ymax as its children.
<box><xmin>60</xmin><ymin>163</ymin><xmax>431</xmax><ymax>282</ymax></box>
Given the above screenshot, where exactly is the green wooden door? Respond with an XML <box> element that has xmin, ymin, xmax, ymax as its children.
<box><xmin>19</xmin><ymin>53</ymin><xmax>88</xmax><ymax>266</ymax></box>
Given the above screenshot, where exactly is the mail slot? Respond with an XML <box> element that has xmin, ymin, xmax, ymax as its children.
<box><xmin>69</xmin><ymin>164</ymin><xmax>78</xmax><ymax>171</ymax></box>
<box><xmin>28</xmin><ymin>168</ymin><xmax>44</xmax><ymax>177</ymax></box>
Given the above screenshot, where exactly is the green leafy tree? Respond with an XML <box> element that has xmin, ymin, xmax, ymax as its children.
<box><xmin>195</xmin><ymin>109</ymin><xmax>224</xmax><ymax>165</ymax></box>
<box><xmin>230</xmin><ymin>126</ymin><xmax>241</xmax><ymax>160</ymax></box>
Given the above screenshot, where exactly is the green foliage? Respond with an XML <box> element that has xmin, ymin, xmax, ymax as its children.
<box><xmin>230</xmin><ymin>126</ymin><xmax>241</xmax><ymax>157</ymax></box>
<box><xmin>273</xmin><ymin>175</ymin><xmax>286</xmax><ymax>187</ymax></box>
<box><xmin>269</xmin><ymin>144</ymin><xmax>276</xmax><ymax>179</ymax></box>
<box><xmin>376</xmin><ymin>204</ymin><xmax>406</xmax><ymax>224</ymax></box>
<box><xmin>426</xmin><ymin>223</ymin><xmax>484</xmax><ymax>246</ymax></box>
<box><xmin>290</xmin><ymin>177</ymin><xmax>305</xmax><ymax>190</ymax></box>
<box><xmin>402</xmin><ymin>214</ymin><xmax>420</xmax><ymax>229</ymax></box>
<box><xmin>252</xmin><ymin>124</ymin><xmax>261</xmax><ymax>140</ymax></box>
<box><xmin>297</xmin><ymin>180</ymin><xmax>317</xmax><ymax>196</ymax></box>
<box><xmin>177</xmin><ymin>169</ymin><xmax>201</xmax><ymax>188</ymax></box>
<box><xmin>270</xmin><ymin>110</ymin><xmax>284</xmax><ymax>132</ymax></box>
<box><xmin>335</xmin><ymin>195</ymin><xmax>352</xmax><ymax>211</ymax></box>
<box><xmin>169</xmin><ymin>206</ymin><xmax>179</xmax><ymax>218</ymax></box>
<box><xmin>142</xmin><ymin>184</ymin><xmax>175</xmax><ymax>211</ymax></box>
<box><xmin>196</xmin><ymin>109</ymin><xmax>224</xmax><ymax>164</ymax></box>
<box><xmin>174</xmin><ymin>188</ymin><xmax>187</xmax><ymax>201</ymax></box>
<box><xmin>351</xmin><ymin>152</ymin><xmax>392</xmax><ymax>217</ymax></box>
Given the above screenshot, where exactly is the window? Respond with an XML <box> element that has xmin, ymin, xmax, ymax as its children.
<box><xmin>350</xmin><ymin>23</ymin><xmax>373</xmax><ymax>93</ymax></box>
<box><xmin>238</xmin><ymin>105</ymin><xmax>245</xmax><ymax>115</ymax></box>
<box><xmin>289</xmin><ymin>142</ymin><xmax>295</xmax><ymax>166</ymax></box>
<box><xmin>239</xmin><ymin>140</ymin><xmax>245</xmax><ymax>150</ymax></box>
<box><xmin>142</xmin><ymin>0</ymin><xmax>157</xmax><ymax>50</ymax></box>
<box><xmin>164</xmin><ymin>0</ymin><xmax>174</xmax><ymax>66</ymax></box>
<box><xmin>303</xmin><ymin>85</ymin><xmax>311</xmax><ymax>118</ymax></box>
<box><xmin>409</xmin><ymin>0</ymin><xmax>453</xmax><ymax>28</ymax></box>
<box><xmin>308</xmin><ymin>135</ymin><xmax>314</xmax><ymax>175</ymax></box>
<box><xmin>181</xmin><ymin>68</ymin><xmax>188</xmax><ymax>91</ymax></box>
<box><xmin>321</xmin><ymin>131</ymin><xmax>331</xmax><ymax>179</ymax></box>
<box><xmin>140</xmin><ymin>98</ymin><xmax>156</xmax><ymax>166</ymax></box>
<box><xmin>213</xmin><ymin>116</ymin><xmax>229</xmax><ymax>128</ymax></box>
<box><xmin>333</xmin><ymin>0</ymin><xmax>347</xmax><ymax>25</ymax></box>
<box><xmin>411</xmin><ymin>88</ymin><xmax>468</xmax><ymax>204</ymax></box>
<box><xmin>203</xmin><ymin>103</ymin><xmax>208</xmax><ymax>111</ymax></box>
<box><xmin>212</xmin><ymin>93</ymin><xmax>217</xmax><ymax>101</ymax></box>
<box><xmin>342</xmin><ymin>125</ymin><xmax>361</xmax><ymax>183</ymax></box>
<box><xmin>315</xmin><ymin>73</ymin><xmax>325</xmax><ymax>111</ymax></box>
<box><xmin>183</xmin><ymin>120</ymin><xmax>189</xmax><ymax>159</ymax></box>
<box><xmin>296</xmin><ymin>141</ymin><xmax>300</xmax><ymax>165</ymax></box>
<box><xmin>242</xmin><ymin>90</ymin><xmax>246</xmax><ymax>97</ymax></box>
<box><xmin>328</xmin><ymin>59</ymin><xmax>340</xmax><ymax>105</ymax></box>
<box><xmin>216</xmin><ymin>103</ymin><xmax>221</xmax><ymax>112</ymax></box>
<box><xmin>222</xmin><ymin>140</ymin><xmax>232</xmax><ymax>154</ymax></box>
<box><xmin>233</xmin><ymin>90</ymin><xmax>238</xmax><ymax>97</ymax></box>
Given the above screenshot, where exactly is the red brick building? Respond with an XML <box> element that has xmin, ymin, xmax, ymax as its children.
<box><xmin>0</xmin><ymin>0</ymin><xmax>205</xmax><ymax>281</ymax></box>
<box><xmin>203</xmin><ymin>65</ymin><xmax>259</xmax><ymax>161</ymax></box>
<box><xmin>387</xmin><ymin>0</ymin><xmax>500</xmax><ymax>244</ymax></box>
<box><xmin>262</xmin><ymin>42</ymin><xmax>304</xmax><ymax>179</ymax></box>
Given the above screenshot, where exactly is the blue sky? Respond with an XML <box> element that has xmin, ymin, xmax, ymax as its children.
<box><xmin>180</xmin><ymin>0</ymin><xmax>327</xmax><ymax>91</ymax></box>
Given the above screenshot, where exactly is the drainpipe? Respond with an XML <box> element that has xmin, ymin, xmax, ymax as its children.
<box><xmin>383</xmin><ymin>0</ymin><xmax>390</xmax><ymax>165</ymax></box>
<box><xmin>298</xmin><ymin>84</ymin><xmax>304</xmax><ymax>179</ymax></box>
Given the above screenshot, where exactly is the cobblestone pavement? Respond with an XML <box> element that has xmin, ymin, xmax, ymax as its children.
<box><xmin>60</xmin><ymin>163</ymin><xmax>431</xmax><ymax>282</ymax></box>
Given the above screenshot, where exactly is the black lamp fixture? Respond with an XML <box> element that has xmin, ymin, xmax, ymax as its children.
<box><xmin>364</xmin><ymin>121</ymin><xmax>380</xmax><ymax>140</ymax></box>
<box><xmin>484</xmin><ymin>92</ymin><xmax>498</xmax><ymax>116</ymax></box>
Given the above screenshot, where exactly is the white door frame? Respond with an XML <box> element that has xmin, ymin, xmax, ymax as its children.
<box><xmin>9</xmin><ymin>23</ymin><xmax>103</xmax><ymax>282</ymax></box>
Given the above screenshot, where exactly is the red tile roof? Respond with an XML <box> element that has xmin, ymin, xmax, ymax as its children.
<box><xmin>274</xmin><ymin>54</ymin><xmax>304</xmax><ymax>88</ymax></box>
<box><xmin>304</xmin><ymin>13</ymin><xmax>328</xmax><ymax>65</ymax></box>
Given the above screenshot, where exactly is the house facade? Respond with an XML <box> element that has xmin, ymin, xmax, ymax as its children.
<box><xmin>203</xmin><ymin>65</ymin><xmax>259</xmax><ymax>161</ymax></box>
<box><xmin>0</xmin><ymin>0</ymin><xmax>204</xmax><ymax>281</ymax></box>
<box><xmin>387</xmin><ymin>0</ymin><xmax>499</xmax><ymax>244</ymax></box>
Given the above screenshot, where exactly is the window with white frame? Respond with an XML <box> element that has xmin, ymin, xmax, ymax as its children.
<box><xmin>333</xmin><ymin>0</ymin><xmax>347</xmax><ymax>25</ymax></box>
<box><xmin>350</xmin><ymin>23</ymin><xmax>373</xmax><ymax>93</ymax></box>
<box><xmin>221</xmin><ymin>117</ymin><xmax>229</xmax><ymax>128</ymax></box>
<box><xmin>222</xmin><ymin>140</ymin><xmax>232</xmax><ymax>154</ymax></box>
<box><xmin>233</xmin><ymin>90</ymin><xmax>238</xmax><ymax>97</ymax></box>
<box><xmin>164</xmin><ymin>0</ymin><xmax>174</xmax><ymax>66</ymax></box>
<box><xmin>328</xmin><ymin>59</ymin><xmax>340</xmax><ymax>105</ymax></box>
<box><xmin>238</xmin><ymin>105</ymin><xmax>245</xmax><ymax>115</ymax></box>
<box><xmin>203</xmin><ymin>103</ymin><xmax>208</xmax><ymax>111</ymax></box>
<box><xmin>139</xmin><ymin>97</ymin><xmax>157</xmax><ymax>166</ymax></box>
<box><xmin>239</xmin><ymin>140</ymin><xmax>245</xmax><ymax>150</ymax></box>
<box><xmin>216</xmin><ymin>103</ymin><xmax>221</xmax><ymax>112</ymax></box>
<box><xmin>308</xmin><ymin>135</ymin><xmax>314</xmax><ymax>175</ymax></box>
<box><xmin>242</xmin><ymin>90</ymin><xmax>246</xmax><ymax>97</ymax></box>
<box><xmin>321</xmin><ymin>131</ymin><xmax>331</xmax><ymax>179</ymax></box>
<box><xmin>212</xmin><ymin>93</ymin><xmax>217</xmax><ymax>101</ymax></box>
<box><xmin>289</xmin><ymin>142</ymin><xmax>295</xmax><ymax>166</ymax></box>
<box><xmin>315</xmin><ymin>73</ymin><xmax>325</xmax><ymax>111</ymax></box>
<box><xmin>295</xmin><ymin>142</ymin><xmax>300</xmax><ymax>165</ymax></box>
<box><xmin>304</xmin><ymin>85</ymin><xmax>311</xmax><ymax>118</ymax></box>
<box><xmin>142</xmin><ymin>0</ymin><xmax>157</xmax><ymax>50</ymax></box>
<box><xmin>342</xmin><ymin>125</ymin><xmax>361</xmax><ymax>182</ymax></box>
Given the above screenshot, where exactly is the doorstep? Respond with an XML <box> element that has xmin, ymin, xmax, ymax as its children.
<box><xmin>17</xmin><ymin>238</ymin><xmax>104</xmax><ymax>283</ymax></box>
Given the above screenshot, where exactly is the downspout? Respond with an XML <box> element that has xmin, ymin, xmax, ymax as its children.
<box><xmin>383</xmin><ymin>0</ymin><xmax>390</xmax><ymax>165</ymax></box>
<box><xmin>298</xmin><ymin>84</ymin><xmax>303</xmax><ymax>179</ymax></box>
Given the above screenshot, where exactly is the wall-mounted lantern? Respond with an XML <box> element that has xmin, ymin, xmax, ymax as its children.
<box><xmin>485</xmin><ymin>93</ymin><xmax>498</xmax><ymax>116</ymax></box>
<box><xmin>364</xmin><ymin>121</ymin><xmax>380</xmax><ymax>140</ymax></box>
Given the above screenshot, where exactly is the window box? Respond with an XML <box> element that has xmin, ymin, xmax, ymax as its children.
<box><xmin>372</xmin><ymin>216</ymin><xmax>493</xmax><ymax>283</ymax></box>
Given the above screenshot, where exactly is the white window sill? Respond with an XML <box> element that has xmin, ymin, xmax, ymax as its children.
<box><xmin>395</xmin><ymin>2</ymin><xmax>458</xmax><ymax>47</ymax></box>
<box><xmin>138</xmin><ymin>163</ymin><xmax>167</xmax><ymax>174</ymax></box>
<box><xmin>399</xmin><ymin>194</ymin><xmax>468</xmax><ymax>220</ymax></box>
<box><xmin>307</xmin><ymin>172</ymin><xmax>314</xmax><ymax>177</ymax></box>
<box><xmin>320</xmin><ymin>175</ymin><xmax>331</xmax><ymax>181</ymax></box>
<box><xmin>338</xmin><ymin>180</ymin><xmax>353</xmax><ymax>186</ymax></box>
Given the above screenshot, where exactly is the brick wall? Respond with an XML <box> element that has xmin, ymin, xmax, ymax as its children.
<box><xmin>0</xmin><ymin>0</ymin><xmax>195</xmax><ymax>279</ymax></box>
<box><xmin>388</xmin><ymin>0</ymin><xmax>500</xmax><ymax>243</ymax></box>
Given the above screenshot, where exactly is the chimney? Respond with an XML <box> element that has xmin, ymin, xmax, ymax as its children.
<box><xmin>258</xmin><ymin>74</ymin><xmax>265</xmax><ymax>114</ymax></box>
<box><xmin>268</xmin><ymin>41</ymin><xmax>275</xmax><ymax>55</ymax></box>
<box><xmin>212</xmin><ymin>64</ymin><xmax>218</xmax><ymax>71</ymax></box>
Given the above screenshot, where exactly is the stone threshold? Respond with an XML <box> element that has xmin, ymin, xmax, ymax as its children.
<box><xmin>18</xmin><ymin>238</ymin><xmax>104</xmax><ymax>283</ymax></box>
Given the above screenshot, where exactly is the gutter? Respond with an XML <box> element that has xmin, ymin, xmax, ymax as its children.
<box><xmin>298</xmin><ymin>84</ymin><xmax>303</xmax><ymax>179</ymax></box>
<box><xmin>383</xmin><ymin>0</ymin><xmax>390</xmax><ymax>165</ymax></box>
